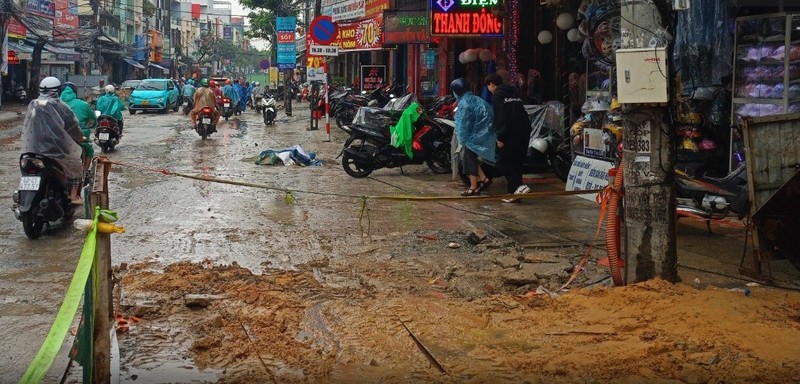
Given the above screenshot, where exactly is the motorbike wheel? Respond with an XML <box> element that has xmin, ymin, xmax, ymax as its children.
<box><xmin>426</xmin><ymin>143</ymin><xmax>452</xmax><ymax>174</ymax></box>
<box><xmin>172</xmin><ymin>102</ymin><xmax>179</xmax><ymax>112</ymax></box>
<box><xmin>21</xmin><ymin>207</ymin><xmax>44</xmax><ymax>240</ymax></box>
<box><xmin>342</xmin><ymin>151</ymin><xmax>373</xmax><ymax>178</ymax></box>
<box><xmin>101</xmin><ymin>144</ymin><xmax>112</xmax><ymax>153</ymax></box>
<box><xmin>552</xmin><ymin>143</ymin><xmax>573</xmax><ymax>183</ymax></box>
<box><xmin>183</xmin><ymin>105</ymin><xmax>190</xmax><ymax>116</ymax></box>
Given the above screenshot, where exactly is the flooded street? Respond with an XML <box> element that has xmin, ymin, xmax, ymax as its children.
<box><xmin>1</xmin><ymin>104</ymin><xmax>800</xmax><ymax>383</ymax></box>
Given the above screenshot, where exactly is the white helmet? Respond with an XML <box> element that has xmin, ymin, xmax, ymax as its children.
<box><xmin>39</xmin><ymin>76</ymin><xmax>61</xmax><ymax>93</ymax></box>
<box><xmin>255</xmin><ymin>82</ymin><xmax>260</xmax><ymax>86</ymax></box>
<box><xmin>531</xmin><ymin>138</ymin><xmax>549</xmax><ymax>154</ymax></box>
<box><xmin>105</xmin><ymin>84</ymin><xmax>116</xmax><ymax>93</ymax></box>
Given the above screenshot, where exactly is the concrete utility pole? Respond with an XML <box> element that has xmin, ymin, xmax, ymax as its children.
<box><xmin>619</xmin><ymin>1</ymin><xmax>678</xmax><ymax>283</ymax></box>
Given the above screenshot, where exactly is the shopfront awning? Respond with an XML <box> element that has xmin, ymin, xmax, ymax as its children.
<box><xmin>43</xmin><ymin>44</ymin><xmax>81</xmax><ymax>61</ymax></box>
<box><xmin>123</xmin><ymin>57</ymin><xmax>145</xmax><ymax>69</ymax></box>
<box><xmin>7</xmin><ymin>41</ymin><xmax>33</xmax><ymax>60</ymax></box>
<box><xmin>149</xmin><ymin>62</ymin><xmax>168</xmax><ymax>71</ymax></box>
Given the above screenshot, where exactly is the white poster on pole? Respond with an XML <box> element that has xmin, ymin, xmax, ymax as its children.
<box><xmin>566</xmin><ymin>155</ymin><xmax>614</xmax><ymax>201</ymax></box>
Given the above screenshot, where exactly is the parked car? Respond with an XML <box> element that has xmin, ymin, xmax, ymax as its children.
<box><xmin>128</xmin><ymin>78</ymin><xmax>179</xmax><ymax>114</ymax></box>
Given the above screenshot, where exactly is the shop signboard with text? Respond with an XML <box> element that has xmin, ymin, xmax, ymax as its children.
<box><xmin>8</xmin><ymin>19</ymin><xmax>27</xmax><ymax>39</ymax></box>
<box><xmin>361</xmin><ymin>65</ymin><xmax>386</xmax><ymax>92</ymax></box>
<box><xmin>331</xmin><ymin>0</ymin><xmax>365</xmax><ymax>22</ymax></box>
<box><xmin>54</xmin><ymin>0</ymin><xmax>78</xmax><ymax>41</ymax></box>
<box><xmin>430</xmin><ymin>0</ymin><xmax>504</xmax><ymax>37</ymax></box>
<box><xmin>383</xmin><ymin>10</ymin><xmax>431</xmax><ymax>44</ymax></box>
<box><xmin>331</xmin><ymin>0</ymin><xmax>388</xmax><ymax>51</ymax></box>
<box><xmin>276</xmin><ymin>17</ymin><xmax>296</xmax><ymax>70</ymax></box>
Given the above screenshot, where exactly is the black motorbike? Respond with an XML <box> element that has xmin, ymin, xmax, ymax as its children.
<box><xmin>181</xmin><ymin>95</ymin><xmax>194</xmax><ymax>116</ymax></box>
<box><xmin>12</xmin><ymin>153</ymin><xmax>77</xmax><ymax>239</ymax></box>
<box><xmin>675</xmin><ymin>164</ymin><xmax>749</xmax><ymax>231</ymax></box>
<box><xmin>339</xmin><ymin>94</ymin><xmax>452</xmax><ymax>178</ymax></box>
<box><xmin>94</xmin><ymin>114</ymin><xmax>121</xmax><ymax>153</ymax></box>
<box><xmin>219</xmin><ymin>97</ymin><xmax>234</xmax><ymax>121</ymax></box>
<box><xmin>196</xmin><ymin>106</ymin><xmax>216</xmax><ymax>140</ymax></box>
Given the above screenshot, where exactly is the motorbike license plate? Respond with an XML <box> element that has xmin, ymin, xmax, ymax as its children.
<box><xmin>19</xmin><ymin>176</ymin><xmax>41</xmax><ymax>191</ymax></box>
<box><xmin>202</xmin><ymin>118</ymin><xmax>212</xmax><ymax>124</ymax></box>
<box><xmin>142</xmin><ymin>100</ymin><xmax>149</xmax><ymax>105</ymax></box>
<box><xmin>99</xmin><ymin>132</ymin><xmax>110</xmax><ymax>141</ymax></box>
<box><xmin>224</xmin><ymin>103</ymin><xmax>230</xmax><ymax>107</ymax></box>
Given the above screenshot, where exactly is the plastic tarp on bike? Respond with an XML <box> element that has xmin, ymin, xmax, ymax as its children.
<box><xmin>21</xmin><ymin>96</ymin><xmax>84</xmax><ymax>180</ymax></box>
<box><xmin>351</xmin><ymin>94</ymin><xmax>416</xmax><ymax>130</ymax></box>
<box><xmin>525</xmin><ymin>101</ymin><xmax>566</xmax><ymax>147</ymax></box>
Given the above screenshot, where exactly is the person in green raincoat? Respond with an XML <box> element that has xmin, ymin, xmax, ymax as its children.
<box><xmin>60</xmin><ymin>83</ymin><xmax>97</xmax><ymax>170</ymax></box>
<box><xmin>95</xmin><ymin>84</ymin><xmax>127</xmax><ymax>135</ymax></box>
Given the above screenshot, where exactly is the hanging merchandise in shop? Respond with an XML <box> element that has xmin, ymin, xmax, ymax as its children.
<box><xmin>430</xmin><ymin>0</ymin><xmax>504</xmax><ymax>37</ymax></box>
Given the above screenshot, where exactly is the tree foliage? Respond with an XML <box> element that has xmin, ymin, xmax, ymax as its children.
<box><xmin>240</xmin><ymin>0</ymin><xmax>300</xmax><ymax>43</ymax></box>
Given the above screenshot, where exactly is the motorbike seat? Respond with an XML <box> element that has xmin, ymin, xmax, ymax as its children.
<box><xmin>704</xmin><ymin>164</ymin><xmax>747</xmax><ymax>186</ymax></box>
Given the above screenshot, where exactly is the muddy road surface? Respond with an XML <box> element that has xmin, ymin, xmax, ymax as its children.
<box><xmin>1</xmin><ymin>103</ymin><xmax>799</xmax><ymax>383</ymax></box>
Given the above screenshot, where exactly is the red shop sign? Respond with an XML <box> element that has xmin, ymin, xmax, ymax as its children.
<box><xmin>430</xmin><ymin>0</ymin><xmax>504</xmax><ymax>37</ymax></box>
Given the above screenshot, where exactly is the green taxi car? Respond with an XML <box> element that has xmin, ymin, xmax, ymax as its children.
<box><xmin>128</xmin><ymin>79</ymin><xmax>179</xmax><ymax>114</ymax></box>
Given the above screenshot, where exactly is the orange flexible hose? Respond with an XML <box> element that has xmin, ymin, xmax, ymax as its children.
<box><xmin>605</xmin><ymin>163</ymin><xmax>624</xmax><ymax>286</ymax></box>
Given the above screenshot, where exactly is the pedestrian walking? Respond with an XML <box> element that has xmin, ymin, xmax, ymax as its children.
<box><xmin>485</xmin><ymin>73</ymin><xmax>532</xmax><ymax>203</ymax></box>
<box><xmin>451</xmin><ymin>78</ymin><xmax>495</xmax><ymax>196</ymax></box>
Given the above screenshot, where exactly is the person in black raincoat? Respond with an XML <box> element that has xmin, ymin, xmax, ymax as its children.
<box><xmin>485</xmin><ymin>73</ymin><xmax>532</xmax><ymax>202</ymax></box>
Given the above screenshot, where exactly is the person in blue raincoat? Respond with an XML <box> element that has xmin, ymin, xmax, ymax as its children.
<box><xmin>451</xmin><ymin>78</ymin><xmax>496</xmax><ymax>196</ymax></box>
<box><xmin>222</xmin><ymin>79</ymin><xmax>239</xmax><ymax>111</ymax></box>
<box><xmin>244</xmin><ymin>81</ymin><xmax>254</xmax><ymax>109</ymax></box>
<box><xmin>233</xmin><ymin>79</ymin><xmax>246</xmax><ymax>113</ymax></box>
<box><xmin>95</xmin><ymin>84</ymin><xmax>127</xmax><ymax>135</ymax></box>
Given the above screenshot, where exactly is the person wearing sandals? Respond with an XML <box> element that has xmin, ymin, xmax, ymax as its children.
<box><xmin>451</xmin><ymin>78</ymin><xmax>496</xmax><ymax>197</ymax></box>
<box><xmin>485</xmin><ymin>73</ymin><xmax>532</xmax><ymax>203</ymax></box>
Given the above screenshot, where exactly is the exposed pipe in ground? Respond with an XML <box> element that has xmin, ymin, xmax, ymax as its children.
<box><xmin>606</xmin><ymin>164</ymin><xmax>625</xmax><ymax>286</ymax></box>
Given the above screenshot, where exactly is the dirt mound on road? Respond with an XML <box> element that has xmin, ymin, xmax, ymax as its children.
<box><xmin>118</xmin><ymin>257</ymin><xmax>800</xmax><ymax>383</ymax></box>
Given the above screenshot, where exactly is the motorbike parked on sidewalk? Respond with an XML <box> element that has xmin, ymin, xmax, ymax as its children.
<box><xmin>339</xmin><ymin>94</ymin><xmax>453</xmax><ymax>178</ymax></box>
<box><xmin>219</xmin><ymin>97</ymin><xmax>234</xmax><ymax>121</ymax></box>
<box><xmin>196</xmin><ymin>106</ymin><xmax>216</xmax><ymax>140</ymax></box>
<box><xmin>181</xmin><ymin>95</ymin><xmax>194</xmax><ymax>116</ymax></box>
<box><xmin>675</xmin><ymin>163</ymin><xmax>749</xmax><ymax>230</ymax></box>
<box><xmin>12</xmin><ymin>153</ymin><xmax>77</xmax><ymax>239</ymax></box>
<box><xmin>261</xmin><ymin>94</ymin><xmax>277</xmax><ymax>125</ymax></box>
<box><xmin>94</xmin><ymin>112</ymin><xmax>121</xmax><ymax>153</ymax></box>
<box><xmin>523</xmin><ymin>102</ymin><xmax>573</xmax><ymax>182</ymax></box>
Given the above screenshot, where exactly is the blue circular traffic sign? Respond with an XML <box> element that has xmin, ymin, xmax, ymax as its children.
<box><xmin>310</xmin><ymin>16</ymin><xmax>337</xmax><ymax>46</ymax></box>
<box><xmin>260</xmin><ymin>59</ymin><xmax>270</xmax><ymax>69</ymax></box>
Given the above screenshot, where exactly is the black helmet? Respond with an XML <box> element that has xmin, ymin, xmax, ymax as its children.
<box><xmin>450</xmin><ymin>78</ymin><xmax>468</xmax><ymax>98</ymax></box>
<box><xmin>62</xmin><ymin>81</ymin><xmax>77</xmax><ymax>94</ymax></box>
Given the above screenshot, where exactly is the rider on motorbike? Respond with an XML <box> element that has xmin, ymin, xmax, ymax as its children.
<box><xmin>95</xmin><ymin>85</ymin><xmax>126</xmax><ymax>135</ymax></box>
<box><xmin>222</xmin><ymin>79</ymin><xmax>239</xmax><ymax>112</ymax></box>
<box><xmin>191</xmin><ymin>78</ymin><xmax>220</xmax><ymax>130</ymax></box>
<box><xmin>60</xmin><ymin>82</ymin><xmax>97</xmax><ymax>171</ymax></box>
<box><xmin>183</xmin><ymin>79</ymin><xmax>196</xmax><ymax>100</ymax></box>
<box><xmin>250</xmin><ymin>82</ymin><xmax>265</xmax><ymax>106</ymax></box>
<box><xmin>21</xmin><ymin>77</ymin><xmax>84</xmax><ymax>204</ymax></box>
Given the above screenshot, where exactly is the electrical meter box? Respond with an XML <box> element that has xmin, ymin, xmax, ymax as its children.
<box><xmin>615</xmin><ymin>48</ymin><xmax>668</xmax><ymax>104</ymax></box>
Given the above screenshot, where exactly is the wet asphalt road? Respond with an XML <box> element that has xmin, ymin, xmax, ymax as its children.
<box><xmin>0</xmin><ymin>101</ymin><xmax>768</xmax><ymax>382</ymax></box>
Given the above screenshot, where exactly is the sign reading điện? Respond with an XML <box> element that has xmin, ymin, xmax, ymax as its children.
<box><xmin>430</xmin><ymin>0</ymin><xmax>504</xmax><ymax>37</ymax></box>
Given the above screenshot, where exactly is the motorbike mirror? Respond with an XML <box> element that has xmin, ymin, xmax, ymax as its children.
<box><xmin>95</xmin><ymin>111</ymin><xmax>101</xmax><ymax>117</ymax></box>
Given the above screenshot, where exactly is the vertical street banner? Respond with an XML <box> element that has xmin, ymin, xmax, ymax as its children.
<box><xmin>223</xmin><ymin>26</ymin><xmax>232</xmax><ymax>40</ymax></box>
<box><xmin>276</xmin><ymin>16</ymin><xmax>296</xmax><ymax>70</ymax></box>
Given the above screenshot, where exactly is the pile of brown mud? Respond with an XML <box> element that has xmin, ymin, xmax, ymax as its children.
<box><xmin>118</xmin><ymin>256</ymin><xmax>800</xmax><ymax>383</ymax></box>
